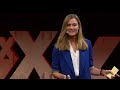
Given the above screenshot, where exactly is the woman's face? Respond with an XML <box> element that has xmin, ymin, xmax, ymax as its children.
<box><xmin>66</xmin><ymin>18</ymin><xmax>79</xmax><ymax>36</ymax></box>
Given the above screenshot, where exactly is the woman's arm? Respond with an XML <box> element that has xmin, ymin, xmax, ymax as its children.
<box><xmin>90</xmin><ymin>66</ymin><xmax>102</xmax><ymax>75</ymax></box>
<box><xmin>52</xmin><ymin>72</ymin><xmax>67</xmax><ymax>79</ymax></box>
<box><xmin>90</xmin><ymin>66</ymin><xmax>119</xmax><ymax>79</ymax></box>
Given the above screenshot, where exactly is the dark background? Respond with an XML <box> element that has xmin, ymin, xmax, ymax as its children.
<box><xmin>0</xmin><ymin>1</ymin><xmax>120</xmax><ymax>79</ymax></box>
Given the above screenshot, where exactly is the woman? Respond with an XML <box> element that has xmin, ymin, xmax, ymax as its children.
<box><xmin>51</xmin><ymin>14</ymin><xmax>119</xmax><ymax>79</ymax></box>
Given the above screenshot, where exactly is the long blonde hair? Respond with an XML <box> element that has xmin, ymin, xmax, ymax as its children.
<box><xmin>55</xmin><ymin>14</ymin><xmax>88</xmax><ymax>51</ymax></box>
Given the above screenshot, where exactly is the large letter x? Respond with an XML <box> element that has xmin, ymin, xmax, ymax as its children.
<box><xmin>10</xmin><ymin>31</ymin><xmax>57</xmax><ymax>79</ymax></box>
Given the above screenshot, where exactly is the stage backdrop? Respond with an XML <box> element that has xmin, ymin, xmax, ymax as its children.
<box><xmin>0</xmin><ymin>11</ymin><xmax>120</xmax><ymax>79</ymax></box>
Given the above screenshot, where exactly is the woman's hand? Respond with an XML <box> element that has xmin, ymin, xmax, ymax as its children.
<box><xmin>100</xmin><ymin>70</ymin><xmax>120</xmax><ymax>79</ymax></box>
<box><xmin>52</xmin><ymin>72</ymin><xmax>71</xmax><ymax>79</ymax></box>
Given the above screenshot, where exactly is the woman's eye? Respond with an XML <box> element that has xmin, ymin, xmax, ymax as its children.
<box><xmin>72</xmin><ymin>23</ymin><xmax>77</xmax><ymax>26</ymax></box>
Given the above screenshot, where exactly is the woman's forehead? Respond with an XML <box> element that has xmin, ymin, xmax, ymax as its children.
<box><xmin>67</xmin><ymin>18</ymin><xmax>78</xmax><ymax>23</ymax></box>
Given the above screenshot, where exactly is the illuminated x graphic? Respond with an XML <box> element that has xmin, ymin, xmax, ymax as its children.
<box><xmin>92</xmin><ymin>36</ymin><xmax>120</xmax><ymax>79</ymax></box>
<box><xmin>0</xmin><ymin>37</ymin><xmax>19</xmax><ymax>78</ymax></box>
<box><xmin>10</xmin><ymin>31</ymin><xmax>57</xmax><ymax>79</ymax></box>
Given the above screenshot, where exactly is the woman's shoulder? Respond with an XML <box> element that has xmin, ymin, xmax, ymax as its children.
<box><xmin>53</xmin><ymin>44</ymin><xmax>60</xmax><ymax>51</ymax></box>
<box><xmin>84</xmin><ymin>38</ymin><xmax>91</xmax><ymax>43</ymax></box>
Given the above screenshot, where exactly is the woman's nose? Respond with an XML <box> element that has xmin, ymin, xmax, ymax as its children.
<box><xmin>70</xmin><ymin>25</ymin><xmax>74</xmax><ymax>29</ymax></box>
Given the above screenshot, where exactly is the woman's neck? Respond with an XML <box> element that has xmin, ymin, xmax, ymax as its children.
<box><xmin>69</xmin><ymin>37</ymin><xmax>78</xmax><ymax>52</ymax></box>
<box><xmin>68</xmin><ymin>36</ymin><xmax>77</xmax><ymax>44</ymax></box>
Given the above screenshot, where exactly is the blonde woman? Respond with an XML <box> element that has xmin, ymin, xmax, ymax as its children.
<box><xmin>51</xmin><ymin>14</ymin><xmax>119</xmax><ymax>79</ymax></box>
